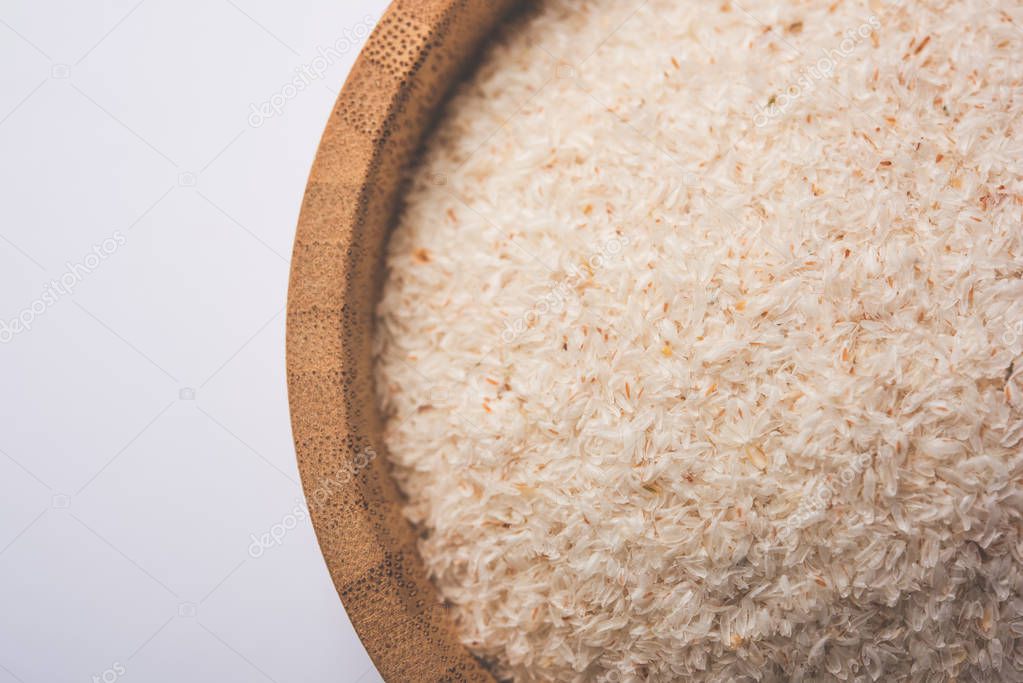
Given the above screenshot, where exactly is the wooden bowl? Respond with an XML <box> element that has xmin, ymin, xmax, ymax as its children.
<box><xmin>287</xmin><ymin>1</ymin><xmax>518</xmax><ymax>680</ymax></box>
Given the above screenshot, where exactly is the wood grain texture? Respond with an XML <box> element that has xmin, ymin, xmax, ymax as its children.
<box><xmin>287</xmin><ymin>1</ymin><xmax>519</xmax><ymax>680</ymax></box>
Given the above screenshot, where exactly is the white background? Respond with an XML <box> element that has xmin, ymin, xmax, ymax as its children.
<box><xmin>0</xmin><ymin>1</ymin><xmax>389</xmax><ymax>681</ymax></box>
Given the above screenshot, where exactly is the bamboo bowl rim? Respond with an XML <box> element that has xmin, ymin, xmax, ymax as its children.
<box><xmin>286</xmin><ymin>1</ymin><xmax>517</xmax><ymax>680</ymax></box>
